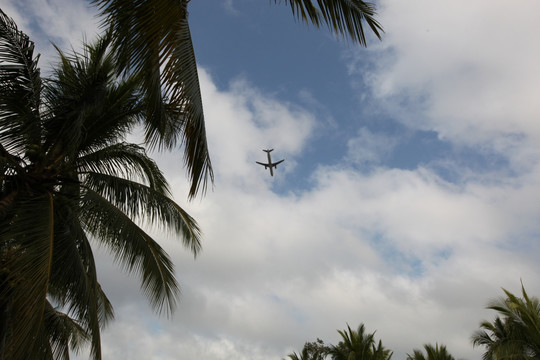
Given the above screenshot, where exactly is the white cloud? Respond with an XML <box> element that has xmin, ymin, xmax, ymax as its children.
<box><xmin>75</xmin><ymin>47</ymin><xmax>540</xmax><ymax>359</ymax></box>
<box><xmin>181</xmin><ymin>70</ymin><xmax>316</xmax><ymax>189</ymax></box>
<box><xmin>350</xmin><ymin>0</ymin><xmax>540</xmax><ymax>164</ymax></box>
<box><xmin>1</xmin><ymin>0</ymin><xmax>99</xmax><ymax>68</ymax></box>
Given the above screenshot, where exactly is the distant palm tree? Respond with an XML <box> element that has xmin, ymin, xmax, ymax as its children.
<box><xmin>0</xmin><ymin>10</ymin><xmax>200</xmax><ymax>359</ymax></box>
<box><xmin>286</xmin><ymin>346</ymin><xmax>327</xmax><ymax>360</ymax></box>
<box><xmin>472</xmin><ymin>285</ymin><xmax>540</xmax><ymax>360</ymax></box>
<box><xmin>90</xmin><ymin>0</ymin><xmax>384</xmax><ymax>198</ymax></box>
<box><xmin>472</xmin><ymin>317</ymin><xmax>521</xmax><ymax>360</ymax></box>
<box><xmin>407</xmin><ymin>343</ymin><xmax>455</xmax><ymax>360</ymax></box>
<box><xmin>285</xmin><ymin>339</ymin><xmax>330</xmax><ymax>360</ymax></box>
<box><xmin>329</xmin><ymin>323</ymin><xmax>392</xmax><ymax>360</ymax></box>
<box><xmin>372</xmin><ymin>339</ymin><xmax>394</xmax><ymax>360</ymax></box>
<box><xmin>287</xmin><ymin>348</ymin><xmax>314</xmax><ymax>360</ymax></box>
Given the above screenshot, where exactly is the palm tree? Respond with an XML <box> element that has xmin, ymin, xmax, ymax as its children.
<box><xmin>287</xmin><ymin>348</ymin><xmax>315</xmax><ymax>360</ymax></box>
<box><xmin>329</xmin><ymin>323</ymin><xmax>392</xmax><ymax>360</ymax></box>
<box><xmin>472</xmin><ymin>317</ymin><xmax>522</xmax><ymax>360</ymax></box>
<box><xmin>472</xmin><ymin>285</ymin><xmax>540</xmax><ymax>360</ymax></box>
<box><xmin>286</xmin><ymin>339</ymin><xmax>329</xmax><ymax>360</ymax></box>
<box><xmin>407</xmin><ymin>344</ymin><xmax>455</xmax><ymax>360</ymax></box>
<box><xmin>372</xmin><ymin>339</ymin><xmax>394</xmax><ymax>360</ymax></box>
<box><xmin>90</xmin><ymin>0</ymin><xmax>384</xmax><ymax>198</ymax></box>
<box><xmin>0</xmin><ymin>10</ymin><xmax>200</xmax><ymax>359</ymax></box>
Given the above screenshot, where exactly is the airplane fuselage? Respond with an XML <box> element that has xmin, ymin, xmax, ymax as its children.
<box><xmin>256</xmin><ymin>149</ymin><xmax>284</xmax><ymax>176</ymax></box>
<box><xmin>265</xmin><ymin>150</ymin><xmax>274</xmax><ymax>176</ymax></box>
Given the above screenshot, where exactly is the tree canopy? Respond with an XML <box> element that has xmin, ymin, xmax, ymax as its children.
<box><xmin>472</xmin><ymin>285</ymin><xmax>540</xmax><ymax>360</ymax></box>
<box><xmin>0</xmin><ymin>11</ymin><xmax>200</xmax><ymax>359</ymax></box>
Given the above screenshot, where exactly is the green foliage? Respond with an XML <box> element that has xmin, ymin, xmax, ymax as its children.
<box><xmin>286</xmin><ymin>325</ymin><xmax>463</xmax><ymax>360</ymax></box>
<box><xmin>0</xmin><ymin>10</ymin><xmax>200</xmax><ymax>359</ymax></box>
<box><xmin>328</xmin><ymin>323</ymin><xmax>392</xmax><ymax>360</ymax></box>
<box><xmin>472</xmin><ymin>284</ymin><xmax>540</xmax><ymax>360</ymax></box>
<box><xmin>407</xmin><ymin>344</ymin><xmax>455</xmax><ymax>360</ymax></box>
<box><xmin>286</xmin><ymin>285</ymin><xmax>540</xmax><ymax>360</ymax></box>
<box><xmin>277</xmin><ymin>0</ymin><xmax>383</xmax><ymax>45</ymax></box>
<box><xmin>286</xmin><ymin>323</ymin><xmax>393</xmax><ymax>360</ymax></box>
<box><xmin>92</xmin><ymin>0</ymin><xmax>213</xmax><ymax>198</ymax></box>
<box><xmin>286</xmin><ymin>339</ymin><xmax>330</xmax><ymax>360</ymax></box>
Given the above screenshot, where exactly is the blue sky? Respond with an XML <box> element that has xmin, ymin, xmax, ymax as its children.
<box><xmin>3</xmin><ymin>1</ymin><xmax>540</xmax><ymax>359</ymax></box>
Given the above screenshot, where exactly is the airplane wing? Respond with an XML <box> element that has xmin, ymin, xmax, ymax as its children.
<box><xmin>256</xmin><ymin>161</ymin><xmax>268</xmax><ymax>168</ymax></box>
<box><xmin>271</xmin><ymin>159</ymin><xmax>284</xmax><ymax>167</ymax></box>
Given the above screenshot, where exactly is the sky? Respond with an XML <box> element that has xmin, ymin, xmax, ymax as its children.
<box><xmin>2</xmin><ymin>0</ymin><xmax>540</xmax><ymax>359</ymax></box>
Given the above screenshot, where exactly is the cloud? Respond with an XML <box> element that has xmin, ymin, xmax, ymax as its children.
<box><xmin>174</xmin><ymin>70</ymin><xmax>316</xmax><ymax>190</ymax></box>
<box><xmin>222</xmin><ymin>0</ymin><xmax>240</xmax><ymax>16</ymax></box>
<box><xmin>2</xmin><ymin>0</ymin><xmax>99</xmax><ymax>68</ymax></box>
<box><xmin>349</xmin><ymin>0</ymin><xmax>540</xmax><ymax>166</ymax></box>
<box><xmin>93</xmin><ymin>66</ymin><xmax>540</xmax><ymax>357</ymax></box>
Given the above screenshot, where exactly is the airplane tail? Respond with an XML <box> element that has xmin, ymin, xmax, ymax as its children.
<box><xmin>263</xmin><ymin>149</ymin><xmax>274</xmax><ymax>153</ymax></box>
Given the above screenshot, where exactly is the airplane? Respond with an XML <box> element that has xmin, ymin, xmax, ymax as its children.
<box><xmin>256</xmin><ymin>149</ymin><xmax>284</xmax><ymax>176</ymax></box>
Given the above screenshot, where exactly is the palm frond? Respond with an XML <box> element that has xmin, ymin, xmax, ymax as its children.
<box><xmin>473</xmin><ymin>286</ymin><xmax>540</xmax><ymax>360</ymax></box>
<box><xmin>81</xmin><ymin>187</ymin><xmax>180</xmax><ymax>315</ymax></box>
<box><xmin>164</xmin><ymin>13</ymin><xmax>212</xmax><ymax>198</ymax></box>
<box><xmin>0</xmin><ymin>143</ymin><xmax>24</xmax><ymax>221</ymax></box>
<box><xmin>81</xmin><ymin>172</ymin><xmax>201</xmax><ymax>255</ymax></box>
<box><xmin>48</xmin><ymin>197</ymin><xmax>114</xmax><ymax>360</ymax></box>
<box><xmin>0</xmin><ymin>193</ymin><xmax>54</xmax><ymax>359</ymax></box>
<box><xmin>0</xmin><ymin>9</ymin><xmax>42</xmax><ymax>154</ymax></box>
<box><xmin>407</xmin><ymin>349</ymin><xmax>426</xmax><ymax>360</ymax></box>
<box><xmin>43</xmin><ymin>35</ymin><xmax>142</xmax><ymax>162</ymax></box>
<box><xmin>77</xmin><ymin>142</ymin><xmax>170</xmax><ymax>196</ymax></box>
<box><xmin>91</xmin><ymin>0</ymin><xmax>213</xmax><ymax>198</ymax></box>
<box><xmin>279</xmin><ymin>0</ymin><xmax>383</xmax><ymax>46</ymax></box>
<box><xmin>43</xmin><ymin>300</ymin><xmax>91</xmax><ymax>360</ymax></box>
